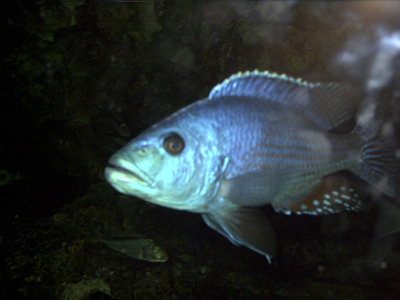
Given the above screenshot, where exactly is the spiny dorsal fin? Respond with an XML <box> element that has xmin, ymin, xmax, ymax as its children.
<box><xmin>209</xmin><ymin>70</ymin><xmax>361</xmax><ymax>131</ymax></box>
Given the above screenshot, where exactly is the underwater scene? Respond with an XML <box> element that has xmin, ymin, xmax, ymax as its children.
<box><xmin>2</xmin><ymin>1</ymin><xmax>400</xmax><ymax>299</ymax></box>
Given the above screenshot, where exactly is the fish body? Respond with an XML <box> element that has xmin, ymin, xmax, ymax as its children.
<box><xmin>85</xmin><ymin>231</ymin><xmax>168</xmax><ymax>262</ymax></box>
<box><xmin>105</xmin><ymin>70</ymin><xmax>399</xmax><ymax>262</ymax></box>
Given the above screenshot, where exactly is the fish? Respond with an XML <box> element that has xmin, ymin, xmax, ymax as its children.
<box><xmin>104</xmin><ymin>70</ymin><xmax>399</xmax><ymax>263</ymax></box>
<box><xmin>85</xmin><ymin>230</ymin><xmax>169</xmax><ymax>262</ymax></box>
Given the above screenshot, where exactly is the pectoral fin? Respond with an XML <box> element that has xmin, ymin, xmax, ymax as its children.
<box><xmin>202</xmin><ymin>208</ymin><xmax>276</xmax><ymax>263</ymax></box>
<box><xmin>219</xmin><ymin>168</ymin><xmax>290</xmax><ymax>206</ymax></box>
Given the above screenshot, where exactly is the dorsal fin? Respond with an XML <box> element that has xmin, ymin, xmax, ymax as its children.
<box><xmin>209</xmin><ymin>70</ymin><xmax>361</xmax><ymax>130</ymax></box>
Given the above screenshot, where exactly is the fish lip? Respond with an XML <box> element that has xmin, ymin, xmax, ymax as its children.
<box><xmin>105</xmin><ymin>166</ymin><xmax>146</xmax><ymax>183</ymax></box>
<box><xmin>106</xmin><ymin>157</ymin><xmax>152</xmax><ymax>185</ymax></box>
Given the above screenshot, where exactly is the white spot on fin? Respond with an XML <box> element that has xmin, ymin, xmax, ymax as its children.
<box><xmin>341</xmin><ymin>194</ymin><xmax>351</xmax><ymax>200</ymax></box>
<box><xmin>323</xmin><ymin>200</ymin><xmax>331</xmax><ymax>206</ymax></box>
<box><xmin>300</xmin><ymin>204</ymin><xmax>308</xmax><ymax>210</ymax></box>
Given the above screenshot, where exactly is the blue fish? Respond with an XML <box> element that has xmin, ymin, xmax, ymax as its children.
<box><xmin>104</xmin><ymin>70</ymin><xmax>399</xmax><ymax>262</ymax></box>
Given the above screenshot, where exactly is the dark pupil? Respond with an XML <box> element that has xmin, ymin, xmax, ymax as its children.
<box><xmin>163</xmin><ymin>134</ymin><xmax>185</xmax><ymax>155</ymax></box>
<box><xmin>170</xmin><ymin>141</ymin><xmax>180</xmax><ymax>150</ymax></box>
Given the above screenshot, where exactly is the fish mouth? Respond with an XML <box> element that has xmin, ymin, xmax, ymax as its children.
<box><xmin>105</xmin><ymin>156</ymin><xmax>152</xmax><ymax>186</ymax></box>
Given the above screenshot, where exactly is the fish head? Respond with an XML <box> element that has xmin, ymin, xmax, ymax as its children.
<box><xmin>104</xmin><ymin>109</ymin><xmax>228</xmax><ymax>212</ymax></box>
<box><xmin>143</xmin><ymin>239</ymin><xmax>169</xmax><ymax>262</ymax></box>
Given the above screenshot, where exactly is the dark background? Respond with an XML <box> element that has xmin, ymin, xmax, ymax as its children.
<box><xmin>2</xmin><ymin>1</ymin><xmax>400</xmax><ymax>299</ymax></box>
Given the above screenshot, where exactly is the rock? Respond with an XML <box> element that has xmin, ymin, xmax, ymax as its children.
<box><xmin>60</xmin><ymin>278</ymin><xmax>111</xmax><ymax>300</ymax></box>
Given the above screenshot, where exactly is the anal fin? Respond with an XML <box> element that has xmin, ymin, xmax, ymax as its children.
<box><xmin>202</xmin><ymin>208</ymin><xmax>276</xmax><ymax>263</ymax></box>
<box><xmin>273</xmin><ymin>175</ymin><xmax>364</xmax><ymax>215</ymax></box>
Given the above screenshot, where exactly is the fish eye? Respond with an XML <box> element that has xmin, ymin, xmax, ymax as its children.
<box><xmin>163</xmin><ymin>134</ymin><xmax>185</xmax><ymax>155</ymax></box>
<box><xmin>152</xmin><ymin>246</ymin><xmax>160</xmax><ymax>253</ymax></box>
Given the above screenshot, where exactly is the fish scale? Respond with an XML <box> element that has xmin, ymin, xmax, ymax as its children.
<box><xmin>223</xmin><ymin>98</ymin><xmax>357</xmax><ymax>189</ymax></box>
<box><xmin>105</xmin><ymin>70</ymin><xmax>399</xmax><ymax>262</ymax></box>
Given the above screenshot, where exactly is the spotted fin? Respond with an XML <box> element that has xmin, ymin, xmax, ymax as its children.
<box><xmin>202</xmin><ymin>208</ymin><xmax>276</xmax><ymax>263</ymax></box>
<box><xmin>272</xmin><ymin>176</ymin><xmax>364</xmax><ymax>215</ymax></box>
<box><xmin>209</xmin><ymin>70</ymin><xmax>361</xmax><ymax>131</ymax></box>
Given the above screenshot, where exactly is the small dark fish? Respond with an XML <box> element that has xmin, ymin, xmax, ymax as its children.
<box><xmin>104</xmin><ymin>70</ymin><xmax>399</xmax><ymax>262</ymax></box>
<box><xmin>85</xmin><ymin>230</ymin><xmax>168</xmax><ymax>262</ymax></box>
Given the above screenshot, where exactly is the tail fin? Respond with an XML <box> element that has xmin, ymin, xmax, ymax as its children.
<box><xmin>351</xmin><ymin>115</ymin><xmax>399</xmax><ymax>198</ymax></box>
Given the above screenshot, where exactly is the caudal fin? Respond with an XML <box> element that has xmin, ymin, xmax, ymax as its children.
<box><xmin>352</xmin><ymin>118</ymin><xmax>399</xmax><ymax>197</ymax></box>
